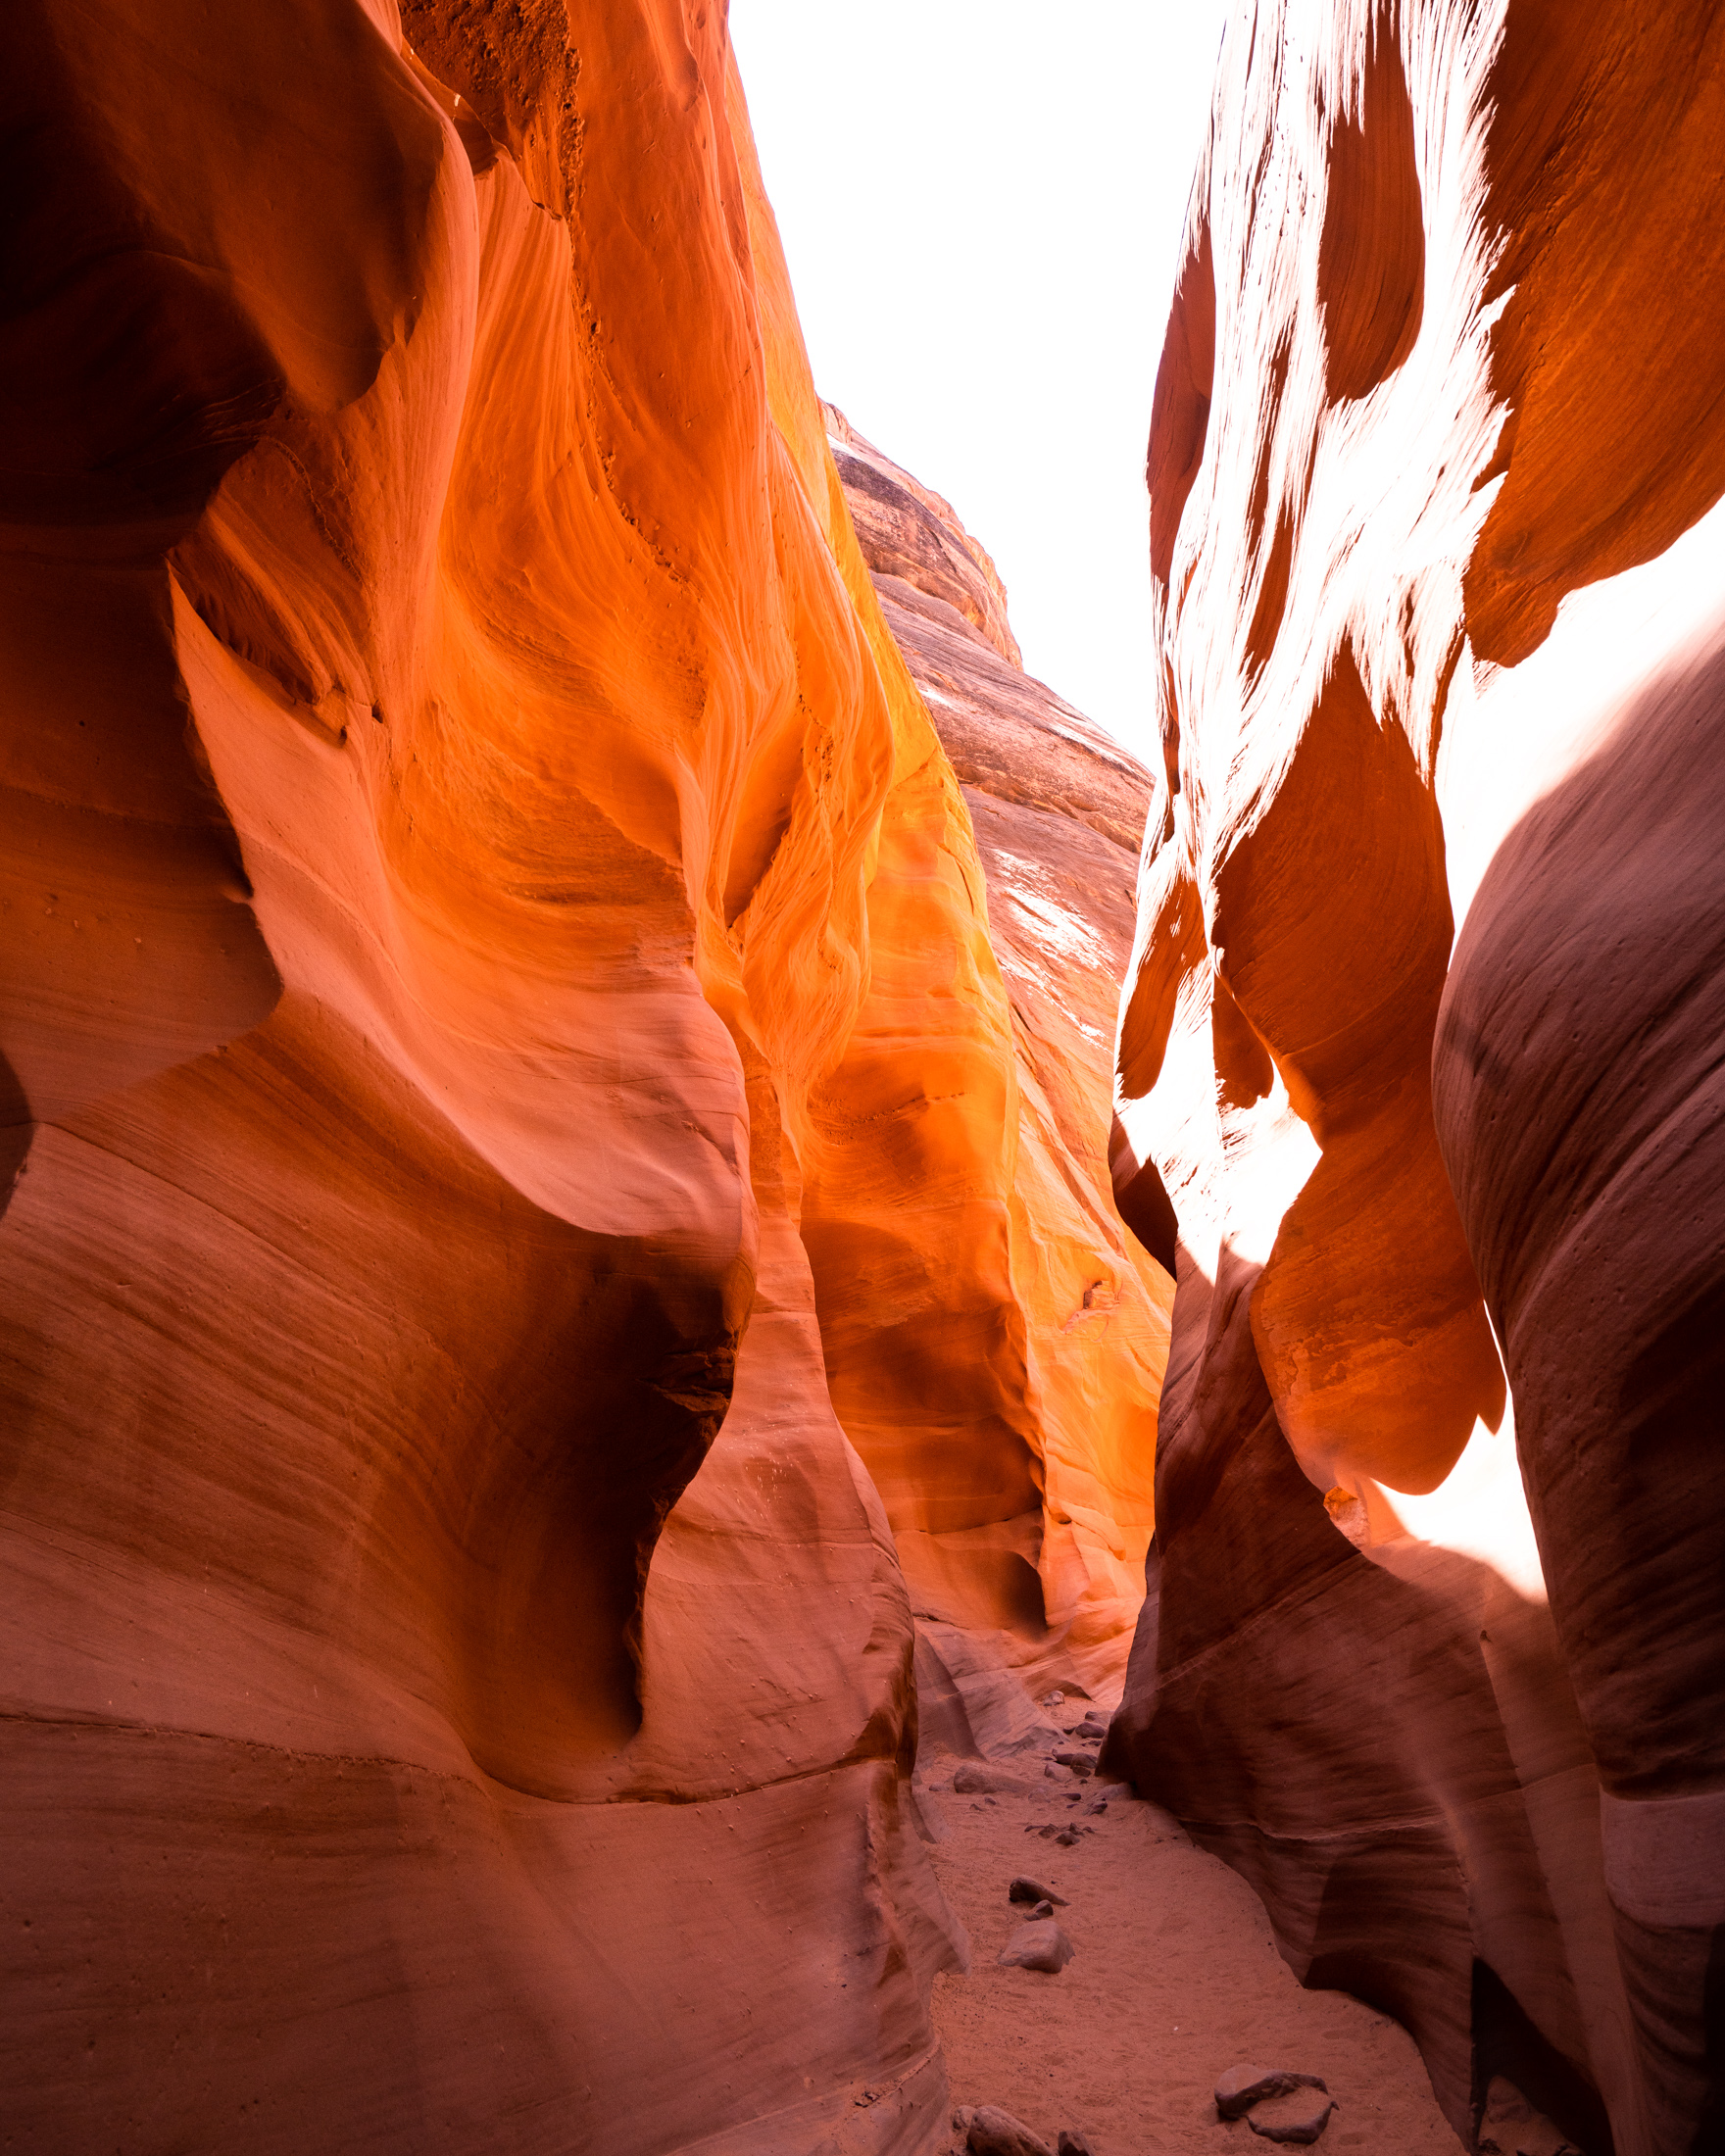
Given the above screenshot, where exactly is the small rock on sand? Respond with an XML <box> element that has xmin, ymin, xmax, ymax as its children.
<box><xmin>997</xmin><ymin>1919</ymin><xmax>1076</xmax><ymax>1974</ymax></box>
<box><xmin>955</xmin><ymin>1765</ymin><xmax>1030</xmax><ymax>1796</ymax></box>
<box><xmin>965</xmin><ymin>2102</ymin><xmax>1054</xmax><ymax>2155</ymax></box>
<box><xmin>1246</xmin><ymin>2091</ymin><xmax>1337</xmax><ymax>2144</ymax></box>
<box><xmin>1056</xmin><ymin>2132</ymin><xmax>1096</xmax><ymax>2155</ymax></box>
<box><xmin>1214</xmin><ymin>2066</ymin><xmax>1329</xmax><ymax>2121</ymax></box>
<box><xmin>1008</xmin><ymin>1876</ymin><xmax>1068</xmax><ymax>1905</ymax></box>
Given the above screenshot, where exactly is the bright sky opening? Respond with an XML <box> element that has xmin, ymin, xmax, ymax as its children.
<box><xmin>730</xmin><ymin>0</ymin><xmax>1230</xmax><ymax>761</ymax></box>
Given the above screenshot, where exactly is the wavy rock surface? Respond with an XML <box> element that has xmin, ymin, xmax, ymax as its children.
<box><xmin>1109</xmin><ymin>4</ymin><xmax>1725</xmax><ymax>2153</ymax></box>
<box><xmin>0</xmin><ymin>2</ymin><xmax>1163</xmax><ymax>2147</ymax></box>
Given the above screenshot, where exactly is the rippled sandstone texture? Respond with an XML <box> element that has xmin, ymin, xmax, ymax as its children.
<box><xmin>0</xmin><ymin>2</ymin><xmax>1158</xmax><ymax>2149</ymax></box>
<box><xmin>1108</xmin><ymin>5</ymin><xmax>1725</xmax><ymax>2153</ymax></box>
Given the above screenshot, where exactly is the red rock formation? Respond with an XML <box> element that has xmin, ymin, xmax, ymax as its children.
<box><xmin>825</xmin><ymin>409</ymin><xmax>1023</xmax><ymax>669</ymax></box>
<box><xmin>0</xmin><ymin>3</ymin><xmax>943</xmax><ymax>2144</ymax></box>
<box><xmin>0</xmin><ymin>2</ymin><xmax>1159</xmax><ymax>2145</ymax></box>
<box><xmin>1109</xmin><ymin>5</ymin><xmax>1725</xmax><ymax>2153</ymax></box>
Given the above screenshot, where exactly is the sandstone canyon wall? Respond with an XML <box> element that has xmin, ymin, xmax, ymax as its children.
<box><xmin>1108</xmin><ymin>4</ymin><xmax>1725</xmax><ymax>2153</ymax></box>
<box><xmin>0</xmin><ymin>3</ymin><xmax>1158</xmax><ymax>2149</ymax></box>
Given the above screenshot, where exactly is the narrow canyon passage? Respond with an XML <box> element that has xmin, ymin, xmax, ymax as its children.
<box><xmin>2</xmin><ymin>3</ymin><xmax>1722</xmax><ymax>2153</ymax></box>
<box><xmin>918</xmin><ymin>1727</ymin><xmax>1468</xmax><ymax>2156</ymax></box>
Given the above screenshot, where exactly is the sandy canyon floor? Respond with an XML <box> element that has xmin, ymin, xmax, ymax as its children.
<box><xmin>920</xmin><ymin>1739</ymin><xmax>1467</xmax><ymax>2156</ymax></box>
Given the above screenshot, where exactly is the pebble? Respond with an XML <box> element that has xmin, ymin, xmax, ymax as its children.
<box><xmin>1054</xmin><ymin>1829</ymin><xmax>1080</xmax><ymax>1846</ymax></box>
<box><xmin>1056</xmin><ymin>2133</ymin><xmax>1096</xmax><ymax>2156</ymax></box>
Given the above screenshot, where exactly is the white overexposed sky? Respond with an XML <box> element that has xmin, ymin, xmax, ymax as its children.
<box><xmin>730</xmin><ymin>0</ymin><xmax>1230</xmax><ymax>761</ymax></box>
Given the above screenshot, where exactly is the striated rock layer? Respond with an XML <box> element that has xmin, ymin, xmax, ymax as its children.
<box><xmin>0</xmin><ymin>2</ymin><xmax>1158</xmax><ymax>2148</ymax></box>
<box><xmin>1108</xmin><ymin>5</ymin><xmax>1725</xmax><ymax>2153</ymax></box>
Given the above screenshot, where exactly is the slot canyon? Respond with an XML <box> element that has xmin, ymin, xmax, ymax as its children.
<box><xmin>1</xmin><ymin>3</ymin><xmax>1721</xmax><ymax>2153</ymax></box>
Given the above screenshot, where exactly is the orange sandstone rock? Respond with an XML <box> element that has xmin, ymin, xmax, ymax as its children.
<box><xmin>1110</xmin><ymin>5</ymin><xmax>1725</xmax><ymax>2153</ymax></box>
<box><xmin>0</xmin><ymin>3</ymin><xmax>962</xmax><ymax>2145</ymax></box>
<box><xmin>0</xmin><ymin>1</ymin><xmax>1158</xmax><ymax>2145</ymax></box>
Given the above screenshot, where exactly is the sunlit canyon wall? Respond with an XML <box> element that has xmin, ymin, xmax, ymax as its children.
<box><xmin>0</xmin><ymin>2</ymin><xmax>1162</xmax><ymax>2149</ymax></box>
<box><xmin>1107</xmin><ymin>3</ymin><xmax>1725</xmax><ymax>2152</ymax></box>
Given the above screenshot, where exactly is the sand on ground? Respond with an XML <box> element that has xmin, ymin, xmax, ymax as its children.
<box><xmin>920</xmin><ymin>1746</ymin><xmax>1468</xmax><ymax>2156</ymax></box>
